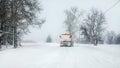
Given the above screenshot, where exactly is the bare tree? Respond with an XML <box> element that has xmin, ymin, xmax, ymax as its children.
<box><xmin>64</xmin><ymin>7</ymin><xmax>81</xmax><ymax>41</ymax></box>
<box><xmin>106</xmin><ymin>31</ymin><xmax>116</xmax><ymax>44</ymax></box>
<box><xmin>115</xmin><ymin>33</ymin><xmax>120</xmax><ymax>44</ymax></box>
<box><xmin>80</xmin><ymin>9</ymin><xmax>106</xmax><ymax>45</ymax></box>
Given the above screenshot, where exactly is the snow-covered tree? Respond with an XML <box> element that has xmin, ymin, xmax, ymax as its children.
<box><xmin>64</xmin><ymin>7</ymin><xmax>81</xmax><ymax>41</ymax></box>
<box><xmin>80</xmin><ymin>9</ymin><xmax>106</xmax><ymax>45</ymax></box>
<box><xmin>115</xmin><ymin>34</ymin><xmax>120</xmax><ymax>44</ymax></box>
<box><xmin>106</xmin><ymin>31</ymin><xmax>116</xmax><ymax>44</ymax></box>
<box><xmin>0</xmin><ymin>0</ymin><xmax>45</xmax><ymax>48</ymax></box>
<box><xmin>46</xmin><ymin>35</ymin><xmax>52</xmax><ymax>43</ymax></box>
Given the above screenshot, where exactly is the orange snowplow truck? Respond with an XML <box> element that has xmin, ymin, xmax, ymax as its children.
<box><xmin>59</xmin><ymin>33</ymin><xmax>73</xmax><ymax>47</ymax></box>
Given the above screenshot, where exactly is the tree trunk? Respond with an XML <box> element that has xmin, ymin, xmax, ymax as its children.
<box><xmin>0</xmin><ymin>22</ymin><xmax>4</xmax><ymax>49</ymax></box>
<box><xmin>94</xmin><ymin>39</ymin><xmax>98</xmax><ymax>46</ymax></box>
<box><xmin>2</xmin><ymin>27</ymin><xmax>7</xmax><ymax>46</ymax></box>
<box><xmin>0</xmin><ymin>38</ymin><xmax>1</xmax><ymax>49</ymax></box>
<box><xmin>13</xmin><ymin>26</ymin><xmax>18</xmax><ymax>48</ymax></box>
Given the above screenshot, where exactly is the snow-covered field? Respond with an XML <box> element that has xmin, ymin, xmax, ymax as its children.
<box><xmin>0</xmin><ymin>43</ymin><xmax>120</xmax><ymax>68</ymax></box>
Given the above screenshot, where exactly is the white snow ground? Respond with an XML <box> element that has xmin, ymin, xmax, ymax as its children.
<box><xmin>0</xmin><ymin>43</ymin><xmax>120</xmax><ymax>68</ymax></box>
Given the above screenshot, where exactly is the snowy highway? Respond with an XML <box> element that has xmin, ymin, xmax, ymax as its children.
<box><xmin>0</xmin><ymin>43</ymin><xmax>120</xmax><ymax>68</ymax></box>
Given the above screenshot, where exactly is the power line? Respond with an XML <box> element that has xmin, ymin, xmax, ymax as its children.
<box><xmin>104</xmin><ymin>0</ymin><xmax>120</xmax><ymax>14</ymax></box>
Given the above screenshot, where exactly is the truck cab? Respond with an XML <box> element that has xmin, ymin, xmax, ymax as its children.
<box><xmin>59</xmin><ymin>33</ymin><xmax>73</xmax><ymax>47</ymax></box>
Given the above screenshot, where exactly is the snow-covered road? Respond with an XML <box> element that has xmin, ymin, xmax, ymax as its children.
<box><xmin>0</xmin><ymin>43</ymin><xmax>120</xmax><ymax>68</ymax></box>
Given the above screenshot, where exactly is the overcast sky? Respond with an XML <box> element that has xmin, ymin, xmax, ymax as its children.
<box><xmin>23</xmin><ymin>0</ymin><xmax>120</xmax><ymax>42</ymax></box>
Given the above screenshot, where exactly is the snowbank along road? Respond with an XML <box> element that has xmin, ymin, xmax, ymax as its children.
<box><xmin>0</xmin><ymin>43</ymin><xmax>120</xmax><ymax>68</ymax></box>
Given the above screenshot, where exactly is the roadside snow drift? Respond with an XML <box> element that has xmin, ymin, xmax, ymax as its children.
<box><xmin>0</xmin><ymin>43</ymin><xmax>120</xmax><ymax>68</ymax></box>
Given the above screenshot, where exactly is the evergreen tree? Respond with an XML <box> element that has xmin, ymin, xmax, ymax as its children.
<box><xmin>0</xmin><ymin>0</ymin><xmax>45</xmax><ymax>48</ymax></box>
<box><xmin>46</xmin><ymin>35</ymin><xmax>52</xmax><ymax>43</ymax></box>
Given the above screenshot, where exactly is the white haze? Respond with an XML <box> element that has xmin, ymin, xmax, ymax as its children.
<box><xmin>23</xmin><ymin>0</ymin><xmax>120</xmax><ymax>42</ymax></box>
